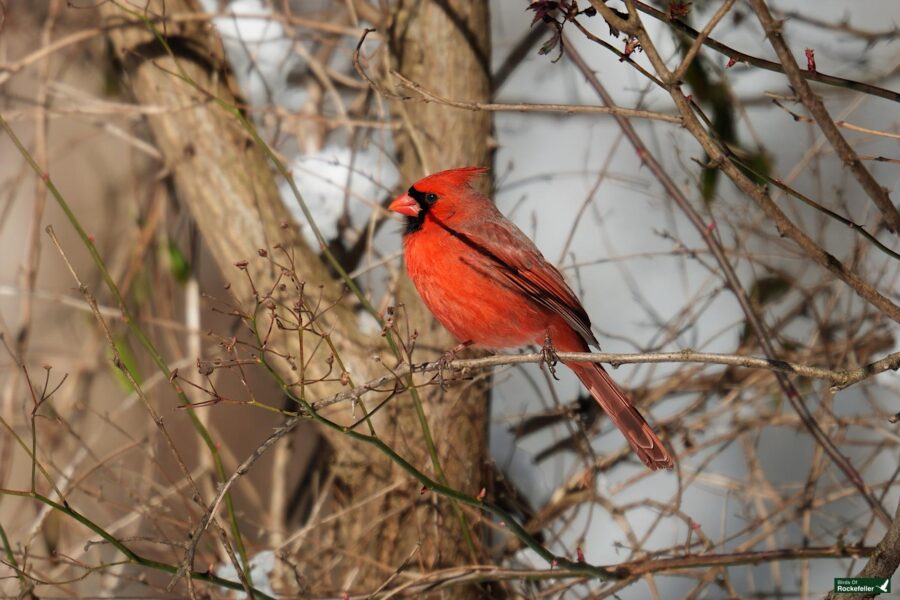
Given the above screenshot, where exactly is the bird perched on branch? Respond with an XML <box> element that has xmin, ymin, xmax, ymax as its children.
<box><xmin>389</xmin><ymin>167</ymin><xmax>673</xmax><ymax>470</ymax></box>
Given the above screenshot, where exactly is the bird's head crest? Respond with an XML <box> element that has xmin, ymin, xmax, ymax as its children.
<box><xmin>413</xmin><ymin>166</ymin><xmax>489</xmax><ymax>192</ymax></box>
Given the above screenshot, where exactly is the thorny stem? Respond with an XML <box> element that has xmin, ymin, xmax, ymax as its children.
<box><xmin>671</xmin><ymin>0</ymin><xmax>736</xmax><ymax>83</ymax></box>
<box><xmin>629</xmin><ymin>0</ymin><xmax>900</xmax><ymax>103</ymax></box>
<box><xmin>724</xmin><ymin>151</ymin><xmax>900</xmax><ymax>263</ymax></box>
<box><xmin>749</xmin><ymin>0</ymin><xmax>900</xmax><ymax>234</ymax></box>
<box><xmin>566</xmin><ymin>10</ymin><xmax>893</xmax><ymax>525</ymax></box>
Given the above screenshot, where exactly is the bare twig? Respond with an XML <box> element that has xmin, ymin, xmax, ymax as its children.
<box><xmin>44</xmin><ymin>226</ymin><xmax>253</xmax><ymax>597</ymax></box>
<box><xmin>672</xmin><ymin>0</ymin><xmax>736</xmax><ymax>82</ymax></box>
<box><xmin>362</xmin><ymin>545</ymin><xmax>874</xmax><ymax>597</ymax></box>
<box><xmin>312</xmin><ymin>348</ymin><xmax>900</xmax><ymax>412</ymax></box>
<box><xmin>825</xmin><ymin>500</ymin><xmax>900</xmax><ymax>600</ymax></box>
<box><xmin>565</xmin><ymin>31</ymin><xmax>892</xmax><ymax>526</ymax></box>
<box><xmin>392</xmin><ymin>70</ymin><xmax>683</xmax><ymax>123</ymax></box>
<box><xmin>353</xmin><ymin>29</ymin><xmax>682</xmax><ymax>124</ymax></box>
<box><xmin>750</xmin><ymin>0</ymin><xmax>900</xmax><ymax>234</ymax></box>
<box><xmin>628</xmin><ymin>0</ymin><xmax>900</xmax><ymax>103</ymax></box>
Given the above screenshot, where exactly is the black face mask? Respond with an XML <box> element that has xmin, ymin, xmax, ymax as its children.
<box><xmin>403</xmin><ymin>186</ymin><xmax>439</xmax><ymax>235</ymax></box>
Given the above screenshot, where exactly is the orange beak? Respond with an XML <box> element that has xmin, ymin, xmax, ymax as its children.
<box><xmin>388</xmin><ymin>193</ymin><xmax>421</xmax><ymax>218</ymax></box>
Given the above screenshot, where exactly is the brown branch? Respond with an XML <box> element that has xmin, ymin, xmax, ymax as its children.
<box><xmin>43</xmin><ymin>225</ymin><xmax>250</xmax><ymax>595</ymax></box>
<box><xmin>493</xmin><ymin>23</ymin><xmax>548</xmax><ymax>92</ymax></box>
<box><xmin>392</xmin><ymin>70</ymin><xmax>682</xmax><ymax>122</ymax></box>
<box><xmin>0</xmin><ymin>11</ymin><xmax>371</xmax><ymax>88</ymax></box>
<box><xmin>576</xmin><ymin>10</ymin><xmax>900</xmax><ymax>323</ymax></box>
<box><xmin>672</xmin><ymin>0</ymin><xmax>736</xmax><ymax>82</ymax></box>
<box><xmin>750</xmin><ymin>0</ymin><xmax>900</xmax><ymax>234</ymax></box>
<box><xmin>825</xmin><ymin>500</ymin><xmax>900</xmax><ymax>600</ymax></box>
<box><xmin>309</xmin><ymin>348</ymin><xmax>900</xmax><ymax>412</ymax></box>
<box><xmin>352</xmin><ymin>33</ymin><xmax>681</xmax><ymax>124</ymax></box>
<box><xmin>355</xmin><ymin>545</ymin><xmax>874</xmax><ymax>596</ymax></box>
<box><xmin>768</xmin><ymin>95</ymin><xmax>900</xmax><ymax>141</ymax></box>
<box><xmin>629</xmin><ymin>0</ymin><xmax>900</xmax><ymax>104</ymax></box>
<box><xmin>612</xmin><ymin>545</ymin><xmax>874</xmax><ymax>579</ymax></box>
<box><xmin>564</xmin><ymin>29</ymin><xmax>893</xmax><ymax>526</ymax></box>
<box><xmin>686</xmin><ymin>105</ymin><xmax>900</xmax><ymax>322</ymax></box>
<box><xmin>774</xmin><ymin>10</ymin><xmax>900</xmax><ymax>46</ymax></box>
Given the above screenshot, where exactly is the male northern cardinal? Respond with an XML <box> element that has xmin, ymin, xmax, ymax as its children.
<box><xmin>389</xmin><ymin>166</ymin><xmax>673</xmax><ymax>470</ymax></box>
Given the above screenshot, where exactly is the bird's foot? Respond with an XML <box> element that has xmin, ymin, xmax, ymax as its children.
<box><xmin>540</xmin><ymin>334</ymin><xmax>560</xmax><ymax>381</ymax></box>
<box><xmin>436</xmin><ymin>340</ymin><xmax>473</xmax><ymax>389</ymax></box>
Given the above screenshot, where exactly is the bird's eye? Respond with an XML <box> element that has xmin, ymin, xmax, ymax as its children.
<box><xmin>426</xmin><ymin>193</ymin><xmax>438</xmax><ymax>203</ymax></box>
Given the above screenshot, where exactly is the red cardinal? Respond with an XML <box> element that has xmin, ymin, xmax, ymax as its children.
<box><xmin>389</xmin><ymin>167</ymin><xmax>673</xmax><ymax>470</ymax></box>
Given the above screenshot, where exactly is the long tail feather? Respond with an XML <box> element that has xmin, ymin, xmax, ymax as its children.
<box><xmin>567</xmin><ymin>361</ymin><xmax>673</xmax><ymax>470</ymax></box>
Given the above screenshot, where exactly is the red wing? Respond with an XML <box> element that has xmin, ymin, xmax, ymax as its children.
<box><xmin>445</xmin><ymin>216</ymin><xmax>598</xmax><ymax>348</ymax></box>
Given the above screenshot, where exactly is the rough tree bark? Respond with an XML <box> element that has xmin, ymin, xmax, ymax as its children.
<box><xmin>825</xmin><ymin>501</ymin><xmax>900</xmax><ymax>600</ymax></box>
<box><xmin>99</xmin><ymin>0</ymin><xmax>491</xmax><ymax>596</ymax></box>
<box><xmin>376</xmin><ymin>0</ymin><xmax>494</xmax><ymax>591</ymax></box>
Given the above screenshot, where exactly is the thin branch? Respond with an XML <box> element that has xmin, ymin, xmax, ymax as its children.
<box><xmin>774</xmin><ymin>9</ymin><xmax>900</xmax><ymax>46</ymax></box>
<box><xmin>353</xmin><ymin>29</ymin><xmax>682</xmax><ymax>124</ymax></box>
<box><xmin>565</xmin><ymin>29</ymin><xmax>892</xmax><ymax>526</ymax></box>
<box><xmin>362</xmin><ymin>545</ymin><xmax>874</xmax><ymax>597</ymax></box>
<box><xmin>750</xmin><ymin>0</ymin><xmax>900</xmax><ymax>234</ymax></box>
<box><xmin>767</xmin><ymin>96</ymin><xmax>900</xmax><ymax>141</ymax></box>
<box><xmin>571</xmin><ymin>17</ymin><xmax>900</xmax><ymax>323</ymax></box>
<box><xmin>179</xmin><ymin>342</ymin><xmax>900</xmax><ymax>555</ymax></box>
<box><xmin>393</xmin><ymin>70</ymin><xmax>682</xmax><ymax>123</ymax></box>
<box><xmin>0</xmin><ymin>488</ymin><xmax>274</xmax><ymax>599</ymax></box>
<box><xmin>0</xmin><ymin>111</ymin><xmax>253</xmax><ymax>582</ymax></box>
<box><xmin>302</xmin><ymin>347</ymin><xmax>900</xmax><ymax>413</ymax></box>
<box><xmin>672</xmin><ymin>0</ymin><xmax>736</xmax><ymax>82</ymax></box>
<box><xmin>493</xmin><ymin>23</ymin><xmax>548</xmax><ymax>92</ymax></box>
<box><xmin>629</xmin><ymin>0</ymin><xmax>900</xmax><ymax>103</ymax></box>
<box><xmin>181</xmin><ymin>343</ymin><xmax>900</xmax><ymax>425</ymax></box>
<box><xmin>825</xmin><ymin>500</ymin><xmax>900</xmax><ymax>600</ymax></box>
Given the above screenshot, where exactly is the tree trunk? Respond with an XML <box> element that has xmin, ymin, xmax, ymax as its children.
<box><xmin>99</xmin><ymin>0</ymin><xmax>492</xmax><ymax>596</ymax></box>
<box><xmin>383</xmin><ymin>0</ymin><xmax>494</xmax><ymax>577</ymax></box>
